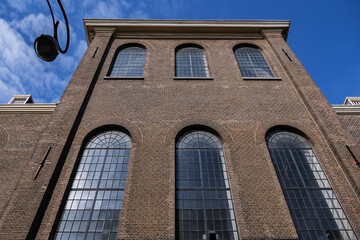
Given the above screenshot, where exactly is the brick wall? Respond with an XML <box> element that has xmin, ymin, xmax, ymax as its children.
<box><xmin>338</xmin><ymin>114</ymin><xmax>360</xmax><ymax>146</ymax></box>
<box><xmin>0</xmin><ymin>113</ymin><xmax>52</xmax><ymax>220</ymax></box>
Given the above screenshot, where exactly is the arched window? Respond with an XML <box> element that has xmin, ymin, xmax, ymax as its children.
<box><xmin>109</xmin><ymin>46</ymin><xmax>146</xmax><ymax>77</ymax></box>
<box><xmin>55</xmin><ymin>130</ymin><xmax>131</xmax><ymax>240</ymax></box>
<box><xmin>176</xmin><ymin>130</ymin><xmax>238</xmax><ymax>240</ymax></box>
<box><xmin>175</xmin><ymin>46</ymin><xmax>210</xmax><ymax>77</ymax></box>
<box><xmin>234</xmin><ymin>46</ymin><xmax>274</xmax><ymax>78</ymax></box>
<box><xmin>266</xmin><ymin>130</ymin><xmax>357</xmax><ymax>240</ymax></box>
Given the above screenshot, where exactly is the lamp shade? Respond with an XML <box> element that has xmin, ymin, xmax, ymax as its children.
<box><xmin>34</xmin><ymin>34</ymin><xmax>59</xmax><ymax>62</ymax></box>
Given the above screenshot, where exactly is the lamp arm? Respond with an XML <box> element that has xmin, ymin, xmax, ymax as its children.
<box><xmin>56</xmin><ymin>0</ymin><xmax>70</xmax><ymax>54</ymax></box>
<box><xmin>46</xmin><ymin>0</ymin><xmax>70</xmax><ymax>54</ymax></box>
<box><xmin>46</xmin><ymin>0</ymin><xmax>56</xmax><ymax>36</ymax></box>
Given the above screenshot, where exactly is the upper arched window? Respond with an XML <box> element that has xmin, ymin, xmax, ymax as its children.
<box><xmin>175</xmin><ymin>46</ymin><xmax>210</xmax><ymax>77</ymax></box>
<box><xmin>176</xmin><ymin>130</ymin><xmax>238</xmax><ymax>240</ymax></box>
<box><xmin>109</xmin><ymin>46</ymin><xmax>146</xmax><ymax>77</ymax></box>
<box><xmin>266</xmin><ymin>130</ymin><xmax>357</xmax><ymax>240</ymax></box>
<box><xmin>234</xmin><ymin>46</ymin><xmax>274</xmax><ymax>78</ymax></box>
<box><xmin>54</xmin><ymin>130</ymin><xmax>131</xmax><ymax>240</ymax></box>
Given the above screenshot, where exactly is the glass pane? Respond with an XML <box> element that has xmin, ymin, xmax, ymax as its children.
<box><xmin>234</xmin><ymin>47</ymin><xmax>274</xmax><ymax>78</ymax></box>
<box><xmin>110</xmin><ymin>46</ymin><xmax>146</xmax><ymax>77</ymax></box>
<box><xmin>55</xmin><ymin>131</ymin><xmax>131</xmax><ymax>240</ymax></box>
<box><xmin>176</xmin><ymin>131</ymin><xmax>238</xmax><ymax>240</ymax></box>
<box><xmin>266</xmin><ymin>131</ymin><xmax>357</xmax><ymax>240</ymax></box>
<box><xmin>176</xmin><ymin>47</ymin><xmax>209</xmax><ymax>77</ymax></box>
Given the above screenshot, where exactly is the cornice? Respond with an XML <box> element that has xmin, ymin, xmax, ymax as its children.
<box><xmin>332</xmin><ymin>105</ymin><xmax>360</xmax><ymax>115</ymax></box>
<box><xmin>83</xmin><ymin>19</ymin><xmax>291</xmax><ymax>44</ymax></box>
<box><xmin>0</xmin><ymin>104</ymin><xmax>57</xmax><ymax>114</ymax></box>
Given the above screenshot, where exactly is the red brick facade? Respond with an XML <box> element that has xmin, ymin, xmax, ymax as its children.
<box><xmin>0</xmin><ymin>20</ymin><xmax>359</xmax><ymax>239</ymax></box>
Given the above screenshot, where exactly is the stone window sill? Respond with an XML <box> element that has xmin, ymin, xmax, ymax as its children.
<box><xmin>104</xmin><ymin>76</ymin><xmax>144</xmax><ymax>80</ymax></box>
<box><xmin>173</xmin><ymin>77</ymin><xmax>214</xmax><ymax>80</ymax></box>
<box><xmin>242</xmin><ymin>77</ymin><xmax>282</xmax><ymax>81</ymax></box>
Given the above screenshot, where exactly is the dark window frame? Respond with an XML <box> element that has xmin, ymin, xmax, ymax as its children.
<box><xmin>175</xmin><ymin>44</ymin><xmax>211</xmax><ymax>78</ymax></box>
<box><xmin>54</xmin><ymin>130</ymin><xmax>132</xmax><ymax>240</ymax></box>
<box><xmin>175</xmin><ymin>130</ymin><xmax>239</xmax><ymax>240</ymax></box>
<box><xmin>266</xmin><ymin>130</ymin><xmax>357</xmax><ymax>240</ymax></box>
<box><xmin>107</xmin><ymin>44</ymin><xmax>147</xmax><ymax>78</ymax></box>
<box><xmin>234</xmin><ymin>44</ymin><xmax>276</xmax><ymax>79</ymax></box>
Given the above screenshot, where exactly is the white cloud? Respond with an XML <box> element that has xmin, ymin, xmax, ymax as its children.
<box><xmin>0</xmin><ymin>78</ymin><xmax>22</xmax><ymax>103</ymax></box>
<box><xmin>6</xmin><ymin>0</ymin><xmax>32</xmax><ymax>12</ymax></box>
<box><xmin>82</xmin><ymin>0</ymin><xmax>128</xmax><ymax>18</ymax></box>
<box><xmin>11</xmin><ymin>13</ymin><xmax>77</xmax><ymax>51</ymax></box>
<box><xmin>11</xmin><ymin>13</ymin><xmax>53</xmax><ymax>42</ymax></box>
<box><xmin>0</xmin><ymin>18</ymin><xmax>68</xmax><ymax>103</ymax></box>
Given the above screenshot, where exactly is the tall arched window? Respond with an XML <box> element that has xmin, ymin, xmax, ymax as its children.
<box><xmin>234</xmin><ymin>46</ymin><xmax>274</xmax><ymax>78</ymax></box>
<box><xmin>109</xmin><ymin>46</ymin><xmax>146</xmax><ymax>77</ymax></box>
<box><xmin>54</xmin><ymin>130</ymin><xmax>131</xmax><ymax>240</ymax></box>
<box><xmin>266</xmin><ymin>130</ymin><xmax>357</xmax><ymax>240</ymax></box>
<box><xmin>176</xmin><ymin>130</ymin><xmax>238</xmax><ymax>240</ymax></box>
<box><xmin>175</xmin><ymin>46</ymin><xmax>210</xmax><ymax>77</ymax></box>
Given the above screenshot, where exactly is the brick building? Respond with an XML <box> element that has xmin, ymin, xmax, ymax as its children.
<box><xmin>0</xmin><ymin>19</ymin><xmax>359</xmax><ymax>240</ymax></box>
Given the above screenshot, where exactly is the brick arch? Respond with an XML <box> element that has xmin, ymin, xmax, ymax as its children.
<box><xmin>175</xmin><ymin>42</ymin><xmax>205</xmax><ymax>51</ymax></box>
<box><xmin>165</xmin><ymin>118</ymin><xmax>233</xmax><ymax>145</ymax></box>
<box><xmin>112</xmin><ymin>40</ymin><xmax>155</xmax><ymax>53</ymax></box>
<box><xmin>233</xmin><ymin>42</ymin><xmax>264</xmax><ymax>52</ymax></box>
<box><xmin>255</xmin><ymin>120</ymin><xmax>321</xmax><ymax>147</ymax></box>
<box><xmin>174</xmin><ymin>41</ymin><xmax>212</xmax><ymax>52</ymax></box>
<box><xmin>103</xmin><ymin>39</ymin><xmax>155</xmax><ymax>78</ymax></box>
<box><xmin>74</xmin><ymin>118</ymin><xmax>142</xmax><ymax>146</ymax></box>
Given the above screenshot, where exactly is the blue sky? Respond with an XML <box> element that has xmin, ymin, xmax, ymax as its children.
<box><xmin>0</xmin><ymin>0</ymin><xmax>359</xmax><ymax>104</ymax></box>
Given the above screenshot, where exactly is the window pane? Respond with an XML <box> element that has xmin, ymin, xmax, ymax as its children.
<box><xmin>176</xmin><ymin>131</ymin><xmax>238</xmax><ymax>240</ymax></box>
<box><xmin>176</xmin><ymin>47</ymin><xmax>210</xmax><ymax>77</ymax></box>
<box><xmin>55</xmin><ymin>131</ymin><xmax>131</xmax><ymax>240</ymax></box>
<box><xmin>266</xmin><ymin>131</ymin><xmax>357</xmax><ymax>240</ymax></box>
<box><xmin>234</xmin><ymin>47</ymin><xmax>274</xmax><ymax>78</ymax></box>
<box><xmin>110</xmin><ymin>46</ymin><xmax>146</xmax><ymax>77</ymax></box>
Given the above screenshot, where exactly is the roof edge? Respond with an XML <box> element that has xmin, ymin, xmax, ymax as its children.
<box><xmin>83</xmin><ymin>19</ymin><xmax>291</xmax><ymax>45</ymax></box>
<box><xmin>0</xmin><ymin>104</ymin><xmax>57</xmax><ymax>114</ymax></box>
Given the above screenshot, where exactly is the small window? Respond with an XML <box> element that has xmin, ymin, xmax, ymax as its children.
<box><xmin>344</xmin><ymin>97</ymin><xmax>360</xmax><ymax>106</ymax></box>
<box><xmin>8</xmin><ymin>95</ymin><xmax>34</xmax><ymax>104</ymax></box>
<box><xmin>234</xmin><ymin>46</ymin><xmax>274</xmax><ymax>78</ymax></box>
<box><xmin>109</xmin><ymin>46</ymin><xmax>146</xmax><ymax>77</ymax></box>
<box><xmin>175</xmin><ymin>46</ymin><xmax>210</xmax><ymax>77</ymax></box>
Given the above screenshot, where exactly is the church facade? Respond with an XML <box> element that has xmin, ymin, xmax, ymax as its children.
<box><xmin>0</xmin><ymin>19</ymin><xmax>359</xmax><ymax>240</ymax></box>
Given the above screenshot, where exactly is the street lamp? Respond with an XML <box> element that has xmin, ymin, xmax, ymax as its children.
<box><xmin>34</xmin><ymin>0</ymin><xmax>70</xmax><ymax>62</ymax></box>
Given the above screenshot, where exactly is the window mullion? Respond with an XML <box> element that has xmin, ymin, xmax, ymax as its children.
<box><xmin>189</xmin><ymin>54</ymin><xmax>193</xmax><ymax>77</ymax></box>
<box><xmin>199</xmin><ymin>149</ymin><xmax>208</xmax><ymax>238</ymax></box>
<box><xmin>246</xmin><ymin>52</ymin><xmax>257</xmax><ymax>77</ymax></box>
<box><xmin>83</xmin><ymin>148</ymin><xmax>109</xmax><ymax>239</ymax></box>
<box><xmin>125</xmin><ymin>53</ymin><xmax>133</xmax><ymax>76</ymax></box>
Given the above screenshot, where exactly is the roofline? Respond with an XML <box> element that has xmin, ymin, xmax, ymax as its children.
<box><xmin>83</xmin><ymin>19</ymin><xmax>291</xmax><ymax>45</ymax></box>
<box><xmin>0</xmin><ymin>104</ymin><xmax>57</xmax><ymax>114</ymax></box>
<box><xmin>332</xmin><ymin>105</ymin><xmax>360</xmax><ymax>115</ymax></box>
